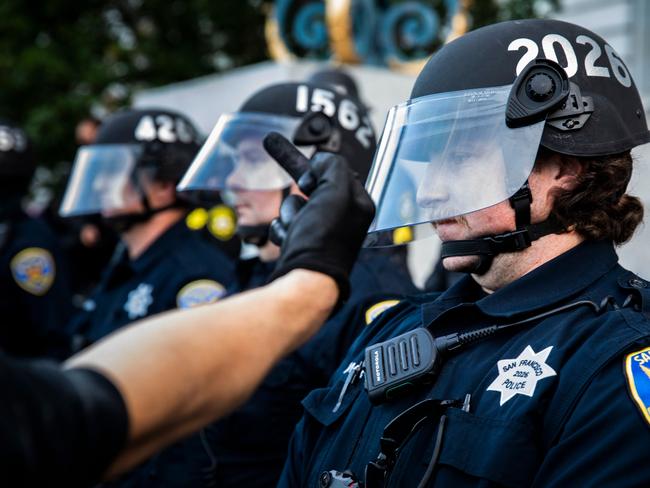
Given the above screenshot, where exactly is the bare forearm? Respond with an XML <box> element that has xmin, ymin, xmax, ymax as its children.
<box><xmin>65</xmin><ymin>269</ymin><xmax>338</xmax><ymax>476</ymax></box>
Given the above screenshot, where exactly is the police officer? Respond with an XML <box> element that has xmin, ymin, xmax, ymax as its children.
<box><xmin>60</xmin><ymin>108</ymin><xmax>236</xmax><ymax>347</ymax></box>
<box><xmin>0</xmin><ymin>119</ymin><xmax>73</xmax><ymax>357</ymax></box>
<box><xmin>0</xmin><ymin>145</ymin><xmax>376</xmax><ymax>487</ymax></box>
<box><xmin>279</xmin><ymin>19</ymin><xmax>650</xmax><ymax>487</ymax></box>
<box><xmin>173</xmin><ymin>81</ymin><xmax>417</xmax><ymax>486</ymax></box>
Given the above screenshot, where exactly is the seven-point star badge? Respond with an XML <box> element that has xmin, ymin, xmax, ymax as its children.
<box><xmin>124</xmin><ymin>283</ymin><xmax>154</xmax><ymax>320</ymax></box>
<box><xmin>487</xmin><ymin>345</ymin><xmax>557</xmax><ymax>406</ymax></box>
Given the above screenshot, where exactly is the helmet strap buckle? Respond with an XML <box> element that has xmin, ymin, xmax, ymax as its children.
<box><xmin>546</xmin><ymin>82</ymin><xmax>594</xmax><ymax>131</ymax></box>
<box><xmin>509</xmin><ymin>181</ymin><xmax>533</xmax><ymax>229</ymax></box>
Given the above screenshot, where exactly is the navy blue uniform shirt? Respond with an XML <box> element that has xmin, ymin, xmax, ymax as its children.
<box><xmin>206</xmin><ymin>247</ymin><xmax>417</xmax><ymax>488</ymax></box>
<box><xmin>67</xmin><ymin>218</ymin><xmax>236</xmax><ymax>488</ymax></box>
<box><xmin>280</xmin><ymin>241</ymin><xmax>650</xmax><ymax>487</ymax></box>
<box><xmin>68</xmin><ymin>219</ymin><xmax>235</xmax><ymax>346</ymax></box>
<box><xmin>0</xmin><ymin>210</ymin><xmax>73</xmax><ymax>357</ymax></box>
<box><xmin>131</xmin><ymin>246</ymin><xmax>416</xmax><ymax>488</ymax></box>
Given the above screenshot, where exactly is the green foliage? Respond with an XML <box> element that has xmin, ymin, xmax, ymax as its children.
<box><xmin>0</xmin><ymin>0</ymin><xmax>272</xmax><ymax>168</ymax></box>
<box><xmin>470</xmin><ymin>0</ymin><xmax>560</xmax><ymax>29</ymax></box>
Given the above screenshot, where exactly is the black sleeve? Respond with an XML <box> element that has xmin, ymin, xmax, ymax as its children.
<box><xmin>0</xmin><ymin>353</ymin><xmax>129</xmax><ymax>487</ymax></box>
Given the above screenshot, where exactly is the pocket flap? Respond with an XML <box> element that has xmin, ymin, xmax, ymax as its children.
<box><xmin>438</xmin><ymin>408</ymin><xmax>541</xmax><ymax>488</ymax></box>
<box><xmin>302</xmin><ymin>381</ymin><xmax>363</xmax><ymax>427</ymax></box>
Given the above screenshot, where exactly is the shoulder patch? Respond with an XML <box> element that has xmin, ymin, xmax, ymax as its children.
<box><xmin>10</xmin><ymin>247</ymin><xmax>55</xmax><ymax>296</ymax></box>
<box><xmin>365</xmin><ymin>299</ymin><xmax>401</xmax><ymax>325</ymax></box>
<box><xmin>177</xmin><ymin>279</ymin><xmax>226</xmax><ymax>309</ymax></box>
<box><xmin>624</xmin><ymin>345</ymin><xmax>650</xmax><ymax>425</ymax></box>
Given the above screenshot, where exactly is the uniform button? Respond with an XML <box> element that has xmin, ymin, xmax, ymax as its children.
<box><xmin>319</xmin><ymin>471</ymin><xmax>332</xmax><ymax>487</ymax></box>
<box><xmin>629</xmin><ymin>278</ymin><xmax>647</xmax><ymax>288</ymax></box>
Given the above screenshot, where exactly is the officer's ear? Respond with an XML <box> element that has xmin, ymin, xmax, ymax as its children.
<box><xmin>533</xmin><ymin>149</ymin><xmax>582</xmax><ymax>192</ymax></box>
<box><xmin>554</xmin><ymin>156</ymin><xmax>583</xmax><ymax>191</ymax></box>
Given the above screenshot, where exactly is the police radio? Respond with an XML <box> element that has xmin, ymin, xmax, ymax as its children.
<box><xmin>364</xmin><ymin>328</ymin><xmax>438</xmax><ymax>402</ymax></box>
<box><xmin>364</xmin><ymin>327</ymin><xmax>491</xmax><ymax>403</ymax></box>
<box><xmin>364</xmin><ymin>297</ymin><xmax>621</xmax><ymax>404</ymax></box>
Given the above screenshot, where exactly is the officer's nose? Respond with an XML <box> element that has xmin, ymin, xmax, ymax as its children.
<box><xmin>225</xmin><ymin>162</ymin><xmax>247</xmax><ymax>191</ymax></box>
<box><xmin>416</xmin><ymin>163</ymin><xmax>450</xmax><ymax>208</ymax></box>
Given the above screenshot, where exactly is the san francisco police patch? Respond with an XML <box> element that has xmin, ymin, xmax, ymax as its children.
<box><xmin>10</xmin><ymin>247</ymin><xmax>55</xmax><ymax>296</ymax></box>
<box><xmin>624</xmin><ymin>345</ymin><xmax>650</xmax><ymax>425</ymax></box>
<box><xmin>177</xmin><ymin>280</ymin><xmax>226</xmax><ymax>309</ymax></box>
<box><xmin>365</xmin><ymin>300</ymin><xmax>400</xmax><ymax>325</ymax></box>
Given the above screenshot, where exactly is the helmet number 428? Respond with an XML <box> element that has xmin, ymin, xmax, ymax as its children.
<box><xmin>134</xmin><ymin>115</ymin><xmax>195</xmax><ymax>144</ymax></box>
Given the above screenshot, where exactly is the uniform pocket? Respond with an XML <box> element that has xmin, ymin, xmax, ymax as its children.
<box><xmin>437</xmin><ymin>408</ymin><xmax>542</xmax><ymax>488</ymax></box>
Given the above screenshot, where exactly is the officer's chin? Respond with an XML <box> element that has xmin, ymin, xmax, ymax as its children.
<box><xmin>441</xmin><ymin>255</ymin><xmax>481</xmax><ymax>274</ymax></box>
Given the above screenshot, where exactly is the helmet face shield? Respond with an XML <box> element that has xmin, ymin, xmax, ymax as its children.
<box><xmin>178</xmin><ymin>113</ymin><xmax>303</xmax><ymax>193</ymax></box>
<box><xmin>365</xmin><ymin>85</ymin><xmax>545</xmax><ymax>236</ymax></box>
<box><xmin>59</xmin><ymin>144</ymin><xmax>142</xmax><ymax>218</ymax></box>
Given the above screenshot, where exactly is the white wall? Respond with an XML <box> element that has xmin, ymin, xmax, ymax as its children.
<box><xmin>553</xmin><ymin>0</ymin><xmax>650</xmax><ymax>277</ymax></box>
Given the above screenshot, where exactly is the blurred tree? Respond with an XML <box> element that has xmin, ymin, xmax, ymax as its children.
<box><xmin>470</xmin><ymin>0</ymin><xmax>560</xmax><ymax>29</ymax></box>
<box><xmin>0</xmin><ymin>0</ymin><xmax>272</xmax><ymax>171</ymax></box>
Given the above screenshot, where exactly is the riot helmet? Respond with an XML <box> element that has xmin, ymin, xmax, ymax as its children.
<box><xmin>178</xmin><ymin>81</ymin><xmax>377</xmax><ymax>245</ymax></box>
<box><xmin>59</xmin><ymin>108</ymin><xmax>202</xmax><ymax>231</ymax></box>
<box><xmin>307</xmin><ymin>67</ymin><xmax>361</xmax><ymax>100</ymax></box>
<box><xmin>365</xmin><ymin>19</ymin><xmax>649</xmax><ymax>270</ymax></box>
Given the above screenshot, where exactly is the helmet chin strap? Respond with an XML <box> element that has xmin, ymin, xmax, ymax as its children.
<box><xmin>102</xmin><ymin>192</ymin><xmax>184</xmax><ymax>234</ymax></box>
<box><xmin>237</xmin><ymin>187</ymin><xmax>291</xmax><ymax>248</ymax></box>
<box><xmin>237</xmin><ymin>223</ymin><xmax>271</xmax><ymax>246</ymax></box>
<box><xmin>439</xmin><ymin>182</ymin><xmax>565</xmax><ymax>275</ymax></box>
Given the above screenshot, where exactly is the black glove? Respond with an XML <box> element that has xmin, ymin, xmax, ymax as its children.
<box><xmin>262</xmin><ymin>132</ymin><xmax>375</xmax><ymax>300</ymax></box>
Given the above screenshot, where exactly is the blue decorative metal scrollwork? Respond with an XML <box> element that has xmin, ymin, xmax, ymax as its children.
<box><xmin>379</xmin><ymin>2</ymin><xmax>440</xmax><ymax>62</ymax></box>
<box><xmin>270</xmin><ymin>0</ymin><xmax>466</xmax><ymax>67</ymax></box>
<box><xmin>276</xmin><ymin>0</ymin><xmax>329</xmax><ymax>58</ymax></box>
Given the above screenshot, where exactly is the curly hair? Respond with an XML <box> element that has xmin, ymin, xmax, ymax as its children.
<box><xmin>537</xmin><ymin>147</ymin><xmax>644</xmax><ymax>245</ymax></box>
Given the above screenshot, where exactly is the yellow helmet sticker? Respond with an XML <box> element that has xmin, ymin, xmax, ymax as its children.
<box><xmin>208</xmin><ymin>204</ymin><xmax>237</xmax><ymax>241</ymax></box>
<box><xmin>177</xmin><ymin>279</ymin><xmax>226</xmax><ymax>309</ymax></box>
<box><xmin>186</xmin><ymin>207</ymin><xmax>209</xmax><ymax>230</ymax></box>
<box><xmin>624</xmin><ymin>345</ymin><xmax>650</xmax><ymax>425</ymax></box>
<box><xmin>10</xmin><ymin>247</ymin><xmax>55</xmax><ymax>296</ymax></box>
<box><xmin>365</xmin><ymin>299</ymin><xmax>401</xmax><ymax>325</ymax></box>
<box><xmin>392</xmin><ymin>227</ymin><xmax>414</xmax><ymax>245</ymax></box>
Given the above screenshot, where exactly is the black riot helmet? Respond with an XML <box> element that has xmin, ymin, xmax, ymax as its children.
<box><xmin>59</xmin><ymin>108</ymin><xmax>202</xmax><ymax>229</ymax></box>
<box><xmin>178</xmin><ymin>81</ymin><xmax>376</xmax><ymax>245</ymax></box>
<box><xmin>0</xmin><ymin>119</ymin><xmax>36</xmax><ymax>197</ymax></box>
<box><xmin>365</xmin><ymin>19</ymin><xmax>649</xmax><ymax>271</ymax></box>
<box><xmin>307</xmin><ymin>67</ymin><xmax>361</xmax><ymax>100</ymax></box>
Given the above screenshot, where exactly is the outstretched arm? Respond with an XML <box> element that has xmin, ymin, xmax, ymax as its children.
<box><xmin>67</xmin><ymin>269</ymin><xmax>337</xmax><ymax>476</ymax></box>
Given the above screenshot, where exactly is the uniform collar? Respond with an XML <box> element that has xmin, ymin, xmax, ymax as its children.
<box><xmin>129</xmin><ymin>219</ymin><xmax>189</xmax><ymax>274</ymax></box>
<box><xmin>423</xmin><ymin>240</ymin><xmax>619</xmax><ymax>323</ymax></box>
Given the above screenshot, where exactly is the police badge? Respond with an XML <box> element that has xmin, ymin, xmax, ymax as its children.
<box><xmin>10</xmin><ymin>247</ymin><xmax>55</xmax><ymax>296</ymax></box>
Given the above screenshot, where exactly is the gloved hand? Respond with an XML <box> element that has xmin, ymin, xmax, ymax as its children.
<box><xmin>263</xmin><ymin>132</ymin><xmax>375</xmax><ymax>300</ymax></box>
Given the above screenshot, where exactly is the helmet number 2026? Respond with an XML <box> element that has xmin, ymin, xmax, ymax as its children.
<box><xmin>508</xmin><ymin>34</ymin><xmax>632</xmax><ymax>88</ymax></box>
<box><xmin>295</xmin><ymin>85</ymin><xmax>374</xmax><ymax>149</ymax></box>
